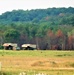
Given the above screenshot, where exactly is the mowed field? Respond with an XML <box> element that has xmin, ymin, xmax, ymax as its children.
<box><xmin>0</xmin><ymin>50</ymin><xmax>74</xmax><ymax>75</ymax></box>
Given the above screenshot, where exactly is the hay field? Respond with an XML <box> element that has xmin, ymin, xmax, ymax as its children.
<box><xmin>0</xmin><ymin>50</ymin><xmax>74</xmax><ymax>75</ymax></box>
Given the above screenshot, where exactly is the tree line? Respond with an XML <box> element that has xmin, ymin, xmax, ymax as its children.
<box><xmin>0</xmin><ymin>7</ymin><xmax>74</xmax><ymax>50</ymax></box>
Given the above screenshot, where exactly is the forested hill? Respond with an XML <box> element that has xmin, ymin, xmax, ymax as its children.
<box><xmin>0</xmin><ymin>7</ymin><xmax>74</xmax><ymax>50</ymax></box>
<box><xmin>0</xmin><ymin>7</ymin><xmax>74</xmax><ymax>25</ymax></box>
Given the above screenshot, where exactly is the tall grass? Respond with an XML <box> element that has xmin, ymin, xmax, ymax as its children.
<box><xmin>0</xmin><ymin>50</ymin><xmax>74</xmax><ymax>75</ymax></box>
<box><xmin>0</xmin><ymin>70</ymin><xmax>74</xmax><ymax>75</ymax></box>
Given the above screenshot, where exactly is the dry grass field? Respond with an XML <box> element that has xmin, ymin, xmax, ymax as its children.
<box><xmin>0</xmin><ymin>50</ymin><xmax>74</xmax><ymax>75</ymax></box>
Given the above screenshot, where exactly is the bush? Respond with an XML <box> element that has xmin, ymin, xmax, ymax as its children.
<box><xmin>0</xmin><ymin>45</ymin><xmax>3</xmax><ymax>49</ymax></box>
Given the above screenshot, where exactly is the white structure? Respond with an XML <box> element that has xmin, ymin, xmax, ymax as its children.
<box><xmin>22</xmin><ymin>44</ymin><xmax>36</xmax><ymax>50</ymax></box>
<box><xmin>3</xmin><ymin>43</ymin><xmax>17</xmax><ymax>50</ymax></box>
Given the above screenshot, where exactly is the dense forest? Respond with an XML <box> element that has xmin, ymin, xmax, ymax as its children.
<box><xmin>0</xmin><ymin>7</ymin><xmax>74</xmax><ymax>50</ymax></box>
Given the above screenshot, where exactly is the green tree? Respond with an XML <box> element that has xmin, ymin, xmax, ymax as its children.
<box><xmin>4</xmin><ymin>29</ymin><xmax>20</xmax><ymax>43</ymax></box>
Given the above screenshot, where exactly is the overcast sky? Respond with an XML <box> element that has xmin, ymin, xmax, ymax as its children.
<box><xmin>0</xmin><ymin>0</ymin><xmax>74</xmax><ymax>14</ymax></box>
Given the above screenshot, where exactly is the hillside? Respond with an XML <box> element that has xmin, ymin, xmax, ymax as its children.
<box><xmin>0</xmin><ymin>7</ymin><xmax>74</xmax><ymax>50</ymax></box>
<box><xmin>0</xmin><ymin>7</ymin><xmax>74</xmax><ymax>25</ymax></box>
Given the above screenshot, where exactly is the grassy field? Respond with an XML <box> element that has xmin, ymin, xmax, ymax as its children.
<box><xmin>0</xmin><ymin>50</ymin><xmax>74</xmax><ymax>75</ymax></box>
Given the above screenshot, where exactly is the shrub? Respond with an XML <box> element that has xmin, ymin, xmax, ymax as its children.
<box><xmin>0</xmin><ymin>45</ymin><xmax>3</xmax><ymax>49</ymax></box>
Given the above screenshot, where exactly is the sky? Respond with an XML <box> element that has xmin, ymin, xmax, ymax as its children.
<box><xmin>0</xmin><ymin>0</ymin><xmax>74</xmax><ymax>14</ymax></box>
